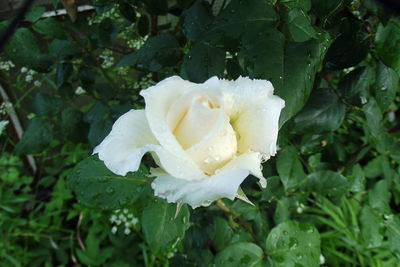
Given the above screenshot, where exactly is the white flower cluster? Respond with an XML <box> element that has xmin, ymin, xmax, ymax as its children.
<box><xmin>126</xmin><ymin>35</ymin><xmax>148</xmax><ymax>50</ymax></box>
<box><xmin>0</xmin><ymin>102</ymin><xmax>12</xmax><ymax>115</ymax></box>
<box><xmin>0</xmin><ymin>120</ymin><xmax>9</xmax><ymax>135</ymax></box>
<box><xmin>74</xmin><ymin>86</ymin><xmax>86</xmax><ymax>95</ymax></box>
<box><xmin>100</xmin><ymin>50</ymin><xmax>115</xmax><ymax>69</ymax></box>
<box><xmin>296</xmin><ymin>201</ymin><xmax>307</xmax><ymax>214</ymax></box>
<box><xmin>0</xmin><ymin>60</ymin><xmax>15</xmax><ymax>71</ymax></box>
<box><xmin>88</xmin><ymin>5</ymin><xmax>120</xmax><ymax>25</ymax></box>
<box><xmin>109</xmin><ymin>208</ymin><xmax>139</xmax><ymax>235</ymax></box>
<box><xmin>21</xmin><ymin>67</ymin><xmax>42</xmax><ymax>87</ymax></box>
<box><xmin>132</xmin><ymin>73</ymin><xmax>154</xmax><ymax>90</ymax></box>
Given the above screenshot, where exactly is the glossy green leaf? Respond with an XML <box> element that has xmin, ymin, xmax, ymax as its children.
<box><xmin>183</xmin><ymin>1</ymin><xmax>213</xmax><ymax>41</ymax></box>
<box><xmin>265</xmin><ymin>220</ymin><xmax>321</xmax><ymax>266</ymax></box>
<box><xmin>184</xmin><ymin>42</ymin><xmax>225</xmax><ymax>83</ymax></box>
<box><xmin>324</xmin><ymin>16</ymin><xmax>370</xmax><ymax>70</ymax></box>
<box><xmin>287</xmin><ymin>8</ymin><xmax>316</xmax><ymax>42</ymax></box>
<box><xmin>31</xmin><ymin>93</ymin><xmax>62</xmax><ymax>116</ymax></box>
<box><xmin>368</xmin><ymin>179</ymin><xmax>391</xmax><ymax>214</ymax></box>
<box><xmin>67</xmin><ymin>156</ymin><xmax>147</xmax><ymax>210</ymax></box>
<box><xmin>360</xmin><ymin>206</ymin><xmax>383</xmax><ymax>248</ymax></box>
<box><xmin>142</xmin><ymin>198</ymin><xmax>190</xmax><ymax>253</ymax></box>
<box><xmin>375</xmin><ymin>18</ymin><xmax>400</xmax><ymax>76</ymax></box>
<box><xmin>301</xmin><ymin>171</ymin><xmax>349</xmax><ymax>199</ymax></box>
<box><xmin>276</xmin><ymin>31</ymin><xmax>331</xmax><ymax>125</ymax></box>
<box><xmin>293</xmin><ymin>88</ymin><xmax>345</xmax><ymax>133</ymax></box>
<box><xmin>33</xmin><ymin>18</ymin><xmax>67</xmax><ymax>40</ymax></box>
<box><xmin>208</xmin><ymin>216</ymin><xmax>233</xmax><ymax>251</ymax></box>
<box><xmin>213</xmin><ymin>242</ymin><xmax>264</xmax><ymax>267</ymax></box>
<box><xmin>4</xmin><ymin>27</ymin><xmax>52</xmax><ymax>72</ymax></box>
<box><xmin>338</xmin><ymin>67</ymin><xmax>372</xmax><ymax>106</ymax></box>
<box><xmin>204</xmin><ymin>0</ymin><xmax>279</xmax><ymax>50</ymax></box>
<box><xmin>14</xmin><ymin>118</ymin><xmax>53</xmax><ymax>155</ymax></box>
<box><xmin>276</xmin><ymin>146</ymin><xmax>307</xmax><ymax>192</ymax></box>
<box><xmin>117</xmin><ymin>34</ymin><xmax>181</xmax><ymax>71</ymax></box>
<box><xmin>25</xmin><ymin>6</ymin><xmax>45</xmax><ymax>23</ymax></box>
<box><xmin>374</xmin><ymin>62</ymin><xmax>399</xmax><ymax>111</ymax></box>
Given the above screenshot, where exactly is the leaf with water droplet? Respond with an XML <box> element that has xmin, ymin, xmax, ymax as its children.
<box><xmin>67</xmin><ymin>156</ymin><xmax>147</xmax><ymax>210</ymax></box>
<box><xmin>265</xmin><ymin>221</ymin><xmax>320</xmax><ymax>267</ymax></box>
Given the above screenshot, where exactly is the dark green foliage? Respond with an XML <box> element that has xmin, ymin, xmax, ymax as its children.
<box><xmin>2</xmin><ymin>0</ymin><xmax>400</xmax><ymax>266</ymax></box>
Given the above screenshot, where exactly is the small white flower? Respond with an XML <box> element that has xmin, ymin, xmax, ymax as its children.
<box><xmin>111</xmin><ymin>226</ymin><xmax>118</xmax><ymax>234</ymax></box>
<box><xmin>75</xmin><ymin>86</ymin><xmax>86</xmax><ymax>95</ymax></box>
<box><xmin>115</xmin><ymin>219</ymin><xmax>121</xmax><ymax>225</ymax></box>
<box><xmin>25</xmin><ymin>75</ymin><xmax>33</xmax><ymax>83</ymax></box>
<box><xmin>109</xmin><ymin>215</ymin><xmax>117</xmax><ymax>223</ymax></box>
<box><xmin>131</xmin><ymin>218</ymin><xmax>138</xmax><ymax>225</ymax></box>
<box><xmin>28</xmin><ymin>69</ymin><xmax>36</xmax><ymax>75</ymax></box>
<box><xmin>21</xmin><ymin>67</ymin><xmax>28</xmax><ymax>73</ymax></box>
<box><xmin>123</xmin><ymin>208</ymin><xmax>128</xmax><ymax>214</ymax></box>
<box><xmin>320</xmin><ymin>254</ymin><xmax>325</xmax><ymax>265</ymax></box>
<box><xmin>124</xmin><ymin>228</ymin><xmax>131</xmax><ymax>235</ymax></box>
<box><xmin>127</xmin><ymin>213</ymin><xmax>133</xmax><ymax>218</ymax></box>
<box><xmin>33</xmin><ymin>80</ymin><xmax>42</xmax><ymax>87</ymax></box>
<box><xmin>124</xmin><ymin>222</ymin><xmax>131</xmax><ymax>228</ymax></box>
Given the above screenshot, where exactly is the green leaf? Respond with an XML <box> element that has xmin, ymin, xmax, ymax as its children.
<box><xmin>117</xmin><ymin>34</ymin><xmax>181</xmax><ymax>71</ymax></box>
<box><xmin>67</xmin><ymin>156</ymin><xmax>147</xmax><ymax>210</ymax></box>
<box><xmin>276</xmin><ymin>31</ymin><xmax>331</xmax><ymax>125</ymax></box>
<box><xmin>208</xmin><ymin>216</ymin><xmax>233</xmax><ymax>251</ymax></box>
<box><xmin>349</xmin><ymin>164</ymin><xmax>365</xmax><ymax>192</ymax></box>
<box><xmin>301</xmin><ymin>171</ymin><xmax>349</xmax><ymax>199</ymax></box>
<box><xmin>4</xmin><ymin>27</ymin><xmax>52</xmax><ymax>72</ymax></box>
<box><xmin>368</xmin><ymin>179</ymin><xmax>391</xmax><ymax>214</ymax></box>
<box><xmin>386</xmin><ymin>215</ymin><xmax>400</xmax><ymax>257</ymax></box>
<box><xmin>184</xmin><ymin>43</ymin><xmax>225</xmax><ymax>83</ymax></box>
<box><xmin>33</xmin><ymin>18</ymin><xmax>67</xmax><ymax>40</ymax></box>
<box><xmin>276</xmin><ymin>146</ymin><xmax>307</xmax><ymax>192</ymax></box>
<box><xmin>281</xmin><ymin>0</ymin><xmax>311</xmax><ymax>11</ymax></box>
<box><xmin>204</xmin><ymin>0</ymin><xmax>279</xmax><ymax>50</ymax></box>
<box><xmin>287</xmin><ymin>8</ymin><xmax>316</xmax><ymax>42</ymax></box>
<box><xmin>25</xmin><ymin>6</ymin><xmax>45</xmax><ymax>23</ymax></box>
<box><xmin>141</xmin><ymin>198</ymin><xmax>190</xmax><ymax>253</ymax></box>
<box><xmin>324</xmin><ymin>16</ymin><xmax>370</xmax><ymax>70</ymax></box>
<box><xmin>60</xmin><ymin>108</ymin><xmax>87</xmax><ymax>141</ymax></box>
<box><xmin>237</xmin><ymin>29</ymin><xmax>284</xmax><ymax>86</ymax></box>
<box><xmin>360</xmin><ymin>206</ymin><xmax>383</xmax><ymax>248</ymax></box>
<box><xmin>88</xmin><ymin>119</ymin><xmax>113</xmax><ymax>147</ymax></box>
<box><xmin>183</xmin><ymin>1</ymin><xmax>214</xmax><ymax>41</ymax></box>
<box><xmin>293</xmin><ymin>88</ymin><xmax>345</xmax><ymax>133</ymax></box>
<box><xmin>375</xmin><ymin>18</ymin><xmax>400</xmax><ymax>76</ymax></box>
<box><xmin>261</xmin><ymin>176</ymin><xmax>285</xmax><ymax>202</ymax></box>
<box><xmin>31</xmin><ymin>93</ymin><xmax>62</xmax><ymax>116</ymax></box>
<box><xmin>374</xmin><ymin>62</ymin><xmax>399</xmax><ymax>111</ymax></box>
<box><xmin>213</xmin><ymin>242</ymin><xmax>264</xmax><ymax>267</ymax></box>
<box><xmin>265</xmin><ymin>220</ymin><xmax>321</xmax><ymax>266</ymax></box>
<box><xmin>274</xmin><ymin>197</ymin><xmax>291</xmax><ymax>224</ymax></box>
<box><xmin>14</xmin><ymin>118</ymin><xmax>53</xmax><ymax>155</ymax></box>
<box><xmin>338</xmin><ymin>67</ymin><xmax>372</xmax><ymax>106</ymax></box>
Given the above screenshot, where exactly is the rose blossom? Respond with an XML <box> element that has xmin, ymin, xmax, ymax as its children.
<box><xmin>94</xmin><ymin>76</ymin><xmax>284</xmax><ymax>208</ymax></box>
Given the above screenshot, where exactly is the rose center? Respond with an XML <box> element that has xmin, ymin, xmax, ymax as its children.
<box><xmin>173</xmin><ymin>97</ymin><xmax>219</xmax><ymax>149</ymax></box>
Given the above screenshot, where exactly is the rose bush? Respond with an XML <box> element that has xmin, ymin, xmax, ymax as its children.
<box><xmin>94</xmin><ymin>76</ymin><xmax>284</xmax><ymax>208</ymax></box>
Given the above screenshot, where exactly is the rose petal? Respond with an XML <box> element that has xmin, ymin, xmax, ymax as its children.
<box><xmin>140</xmin><ymin>76</ymin><xmax>197</xmax><ymax>158</ymax></box>
<box><xmin>151</xmin><ymin>169</ymin><xmax>249</xmax><ymax>208</ymax></box>
<box><xmin>93</xmin><ymin>109</ymin><xmax>204</xmax><ymax>180</ymax></box>
<box><xmin>216</xmin><ymin>76</ymin><xmax>285</xmax><ymax>159</ymax></box>
<box><xmin>93</xmin><ymin>110</ymin><xmax>158</xmax><ymax>176</ymax></box>
<box><xmin>151</xmin><ymin>151</ymin><xmax>265</xmax><ymax>208</ymax></box>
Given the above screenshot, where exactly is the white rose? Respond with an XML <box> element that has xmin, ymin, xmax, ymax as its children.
<box><xmin>94</xmin><ymin>76</ymin><xmax>284</xmax><ymax>208</ymax></box>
